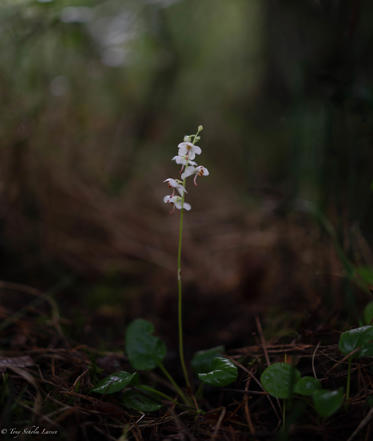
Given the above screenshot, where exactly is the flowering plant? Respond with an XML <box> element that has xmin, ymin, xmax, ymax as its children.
<box><xmin>163</xmin><ymin>125</ymin><xmax>209</xmax><ymax>390</ymax></box>
<box><xmin>91</xmin><ymin>126</ymin><xmax>237</xmax><ymax>413</ymax></box>
<box><xmin>164</xmin><ymin>125</ymin><xmax>209</xmax><ymax>213</ymax></box>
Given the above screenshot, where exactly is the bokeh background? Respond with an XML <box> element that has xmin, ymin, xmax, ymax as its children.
<box><xmin>1</xmin><ymin>0</ymin><xmax>373</xmax><ymax>354</ymax></box>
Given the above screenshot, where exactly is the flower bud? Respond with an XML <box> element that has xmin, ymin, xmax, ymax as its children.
<box><xmin>198</xmin><ymin>125</ymin><xmax>203</xmax><ymax>132</ymax></box>
<box><xmin>184</xmin><ymin>135</ymin><xmax>191</xmax><ymax>142</ymax></box>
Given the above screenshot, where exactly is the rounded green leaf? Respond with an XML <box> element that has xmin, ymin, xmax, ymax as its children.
<box><xmin>191</xmin><ymin>346</ymin><xmax>224</xmax><ymax>373</ymax></box>
<box><xmin>198</xmin><ymin>356</ymin><xmax>237</xmax><ymax>387</ymax></box>
<box><xmin>123</xmin><ymin>388</ymin><xmax>162</xmax><ymax>412</ymax></box>
<box><xmin>338</xmin><ymin>326</ymin><xmax>373</xmax><ymax>358</ymax></box>
<box><xmin>294</xmin><ymin>376</ymin><xmax>321</xmax><ymax>396</ymax></box>
<box><xmin>312</xmin><ymin>389</ymin><xmax>344</xmax><ymax>418</ymax></box>
<box><xmin>125</xmin><ymin>319</ymin><xmax>166</xmax><ymax>370</ymax></box>
<box><xmin>260</xmin><ymin>363</ymin><xmax>301</xmax><ymax>399</ymax></box>
<box><xmin>364</xmin><ymin>302</ymin><xmax>373</xmax><ymax>325</ymax></box>
<box><xmin>92</xmin><ymin>371</ymin><xmax>136</xmax><ymax>394</ymax></box>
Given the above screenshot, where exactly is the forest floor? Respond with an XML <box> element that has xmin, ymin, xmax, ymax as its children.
<box><xmin>0</xmin><ymin>270</ymin><xmax>372</xmax><ymax>441</ymax></box>
<box><xmin>0</xmin><ymin>194</ymin><xmax>372</xmax><ymax>440</ymax></box>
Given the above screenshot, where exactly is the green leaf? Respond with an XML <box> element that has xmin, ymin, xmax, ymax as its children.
<box><xmin>125</xmin><ymin>319</ymin><xmax>166</xmax><ymax>370</ymax></box>
<box><xmin>356</xmin><ymin>266</ymin><xmax>373</xmax><ymax>285</ymax></box>
<box><xmin>294</xmin><ymin>376</ymin><xmax>321</xmax><ymax>396</ymax></box>
<box><xmin>338</xmin><ymin>326</ymin><xmax>373</xmax><ymax>358</ymax></box>
<box><xmin>92</xmin><ymin>371</ymin><xmax>136</xmax><ymax>394</ymax></box>
<box><xmin>197</xmin><ymin>356</ymin><xmax>237</xmax><ymax>387</ymax></box>
<box><xmin>312</xmin><ymin>389</ymin><xmax>344</xmax><ymax>418</ymax></box>
<box><xmin>191</xmin><ymin>346</ymin><xmax>224</xmax><ymax>373</ymax></box>
<box><xmin>260</xmin><ymin>363</ymin><xmax>301</xmax><ymax>399</ymax></box>
<box><xmin>123</xmin><ymin>388</ymin><xmax>162</xmax><ymax>412</ymax></box>
<box><xmin>364</xmin><ymin>302</ymin><xmax>373</xmax><ymax>325</ymax></box>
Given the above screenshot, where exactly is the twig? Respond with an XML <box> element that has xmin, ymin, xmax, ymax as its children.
<box><xmin>71</xmin><ymin>369</ymin><xmax>89</xmax><ymax>391</ymax></box>
<box><xmin>168</xmin><ymin>407</ymin><xmax>197</xmax><ymax>441</ymax></box>
<box><xmin>243</xmin><ymin>376</ymin><xmax>255</xmax><ymax>436</ymax></box>
<box><xmin>347</xmin><ymin>408</ymin><xmax>373</xmax><ymax>441</ymax></box>
<box><xmin>210</xmin><ymin>407</ymin><xmax>226</xmax><ymax>441</ymax></box>
<box><xmin>255</xmin><ymin>316</ymin><xmax>270</xmax><ymax>367</ymax></box>
<box><xmin>0</xmin><ymin>278</ymin><xmax>71</xmax><ymax>344</ymax></box>
<box><xmin>232</xmin><ymin>359</ymin><xmax>281</xmax><ymax>423</ymax></box>
<box><xmin>312</xmin><ymin>341</ymin><xmax>321</xmax><ymax>379</ymax></box>
<box><xmin>326</xmin><ymin>347</ymin><xmax>360</xmax><ymax>375</ymax></box>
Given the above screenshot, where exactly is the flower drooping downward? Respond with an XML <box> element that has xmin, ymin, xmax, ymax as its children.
<box><xmin>163</xmin><ymin>125</ymin><xmax>209</xmax><ymax>212</ymax></box>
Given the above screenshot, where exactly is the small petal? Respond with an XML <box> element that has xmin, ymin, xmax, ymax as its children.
<box><xmin>173</xmin><ymin>197</ymin><xmax>191</xmax><ymax>211</ymax></box>
<box><xmin>172</xmin><ymin>155</ymin><xmax>197</xmax><ymax>166</ymax></box>
<box><xmin>181</xmin><ymin>166</ymin><xmax>196</xmax><ymax>180</ymax></box>
<box><xmin>193</xmin><ymin>145</ymin><xmax>202</xmax><ymax>155</ymax></box>
<box><xmin>196</xmin><ymin>165</ymin><xmax>209</xmax><ymax>176</ymax></box>
<box><xmin>177</xmin><ymin>142</ymin><xmax>202</xmax><ymax>160</ymax></box>
<box><xmin>163</xmin><ymin>195</ymin><xmax>173</xmax><ymax>204</ymax></box>
<box><xmin>176</xmin><ymin>185</ymin><xmax>187</xmax><ymax>196</ymax></box>
<box><xmin>163</xmin><ymin>178</ymin><xmax>178</xmax><ymax>187</ymax></box>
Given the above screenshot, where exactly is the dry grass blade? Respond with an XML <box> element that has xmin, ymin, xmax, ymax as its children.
<box><xmin>168</xmin><ymin>408</ymin><xmax>196</xmax><ymax>441</ymax></box>
<box><xmin>0</xmin><ymin>356</ymin><xmax>34</xmax><ymax>373</ymax></box>
<box><xmin>0</xmin><ymin>279</ymin><xmax>68</xmax><ymax>342</ymax></box>
<box><xmin>210</xmin><ymin>407</ymin><xmax>226</xmax><ymax>441</ymax></box>
<box><xmin>232</xmin><ymin>359</ymin><xmax>281</xmax><ymax>423</ymax></box>
<box><xmin>9</xmin><ymin>366</ymin><xmax>42</xmax><ymax>418</ymax></box>
<box><xmin>255</xmin><ymin>316</ymin><xmax>270</xmax><ymax>367</ymax></box>
<box><xmin>346</xmin><ymin>408</ymin><xmax>373</xmax><ymax>441</ymax></box>
<box><xmin>312</xmin><ymin>341</ymin><xmax>321</xmax><ymax>379</ymax></box>
<box><xmin>243</xmin><ymin>376</ymin><xmax>255</xmax><ymax>436</ymax></box>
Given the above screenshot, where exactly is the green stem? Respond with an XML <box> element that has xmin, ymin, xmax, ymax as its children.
<box><xmin>137</xmin><ymin>385</ymin><xmax>177</xmax><ymax>404</ymax></box>
<box><xmin>175</xmin><ymin>126</ymin><xmax>203</xmax><ymax>399</ymax></box>
<box><xmin>177</xmin><ymin>196</ymin><xmax>191</xmax><ymax>391</ymax></box>
<box><xmin>176</xmin><ymin>127</ymin><xmax>202</xmax><ymax>391</ymax></box>
<box><xmin>158</xmin><ymin>362</ymin><xmax>189</xmax><ymax>405</ymax></box>
<box><xmin>282</xmin><ymin>399</ymin><xmax>287</xmax><ymax>431</ymax></box>
<box><xmin>346</xmin><ymin>358</ymin><xmax>352</xmax><ymax>403</ymax></box>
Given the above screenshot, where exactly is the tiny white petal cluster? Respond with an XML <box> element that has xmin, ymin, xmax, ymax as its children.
<box><xmin>172</xmin><ymin>155</ymin><xmax>197</xmax><ymax>166</ymax></box>
<box><xmin>163</xmin><ymin>126</ymin><xmax>209</xmax><ymax>212</ymax></box>
<box><xmin>163</xmin><ymin>178</ymin><xmax>187</xmax><ymax>196</ymax></box>
<box><xmin>177</xmin><ymin>142</ymin><xmax>202</xmax><ymax>160</ymax></box>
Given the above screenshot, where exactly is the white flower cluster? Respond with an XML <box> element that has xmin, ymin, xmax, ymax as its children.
<box><xmin>163</xmin><ymin>126</ymin><xmax>209</xmax><ymax>212</ymax></box>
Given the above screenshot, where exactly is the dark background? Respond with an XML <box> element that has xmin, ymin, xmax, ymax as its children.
<box><xmin>1</xmin><ymin>0</ymin><xmax>373</xmax><ymax>352</ymax></box>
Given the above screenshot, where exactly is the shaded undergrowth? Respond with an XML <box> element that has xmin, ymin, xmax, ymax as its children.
<box><xmin>0</xmin><ymin>284</ymin><xmax>372</xmax><ymax>441</ymax></box>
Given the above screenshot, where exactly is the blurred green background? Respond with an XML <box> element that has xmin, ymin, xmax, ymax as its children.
<box><xmin>0</xmin><ymin>0</ymin><xmax>373</xmax><ymax>324</ymax></box>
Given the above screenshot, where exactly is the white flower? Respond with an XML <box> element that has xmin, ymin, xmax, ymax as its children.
<box><xmin>181</xmin><ymin>165</ymin><xmax>209</xmax><ymax>185</ymax></box>
<box><xmin>180</xmin><ymin>166</ymin><xmax>196</xmax><ymax>180</ymax></box>
<box><xmin>163</xmin><ymin>195</ymin><xmax>191</xmax><ymax>211</ymax></box>
<box><xmin>163</xmin><ymin>178</ymin><xmax>187</xmax><ymax>196</ymax></box>
<box><xmin>195</xmin><ymin>165</ymin><xmax>209</xmax><ymax>177</ymax></box>
<box><xmin>172</xmin><ymin>155</ymin><xmax>197</xmax><ymax>166</ymax></box>
<box><xmin>177</xmin><ymin>142</ymin><xmax>202</xmax><ymax>160</ymax></box>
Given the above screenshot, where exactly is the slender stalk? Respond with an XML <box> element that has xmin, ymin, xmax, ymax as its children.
<box><xmin>137</xmin><ymin>384</ymin><xmax>177</xmax><ymax>403</ymax></box>
<box><xmin>177</xmin><ymin>193</ymin><xmax>191</xmax><ymax>390</ymax></box>
<box><xmin>282</xmin><ymin>399</ymin><xmax>287</xmax><ymax>429</ymax></box>
<box><xmin>176</xmin><ymin>127</ymin><xmax>202</xmax><ymax>391</ymax></box>
<box><xmin>346</xmin><ymin>358</ymin><xmax>352</xmax><ymax>403</ymax></box>
<box><xmin>175</xmin><ymin>126</ymin><xmax>203</xmax><ymax>398</ymax></box>
<box><xmin>158</xmin><ymin>362</ymin><xmax>189</xmax><ymax>405</ymax></box>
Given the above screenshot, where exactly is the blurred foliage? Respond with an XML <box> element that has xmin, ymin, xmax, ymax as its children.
<box><xmin>0</xmin><ymin>0</ymin><xmax>373</xmax><ymax>274</ymax></box>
